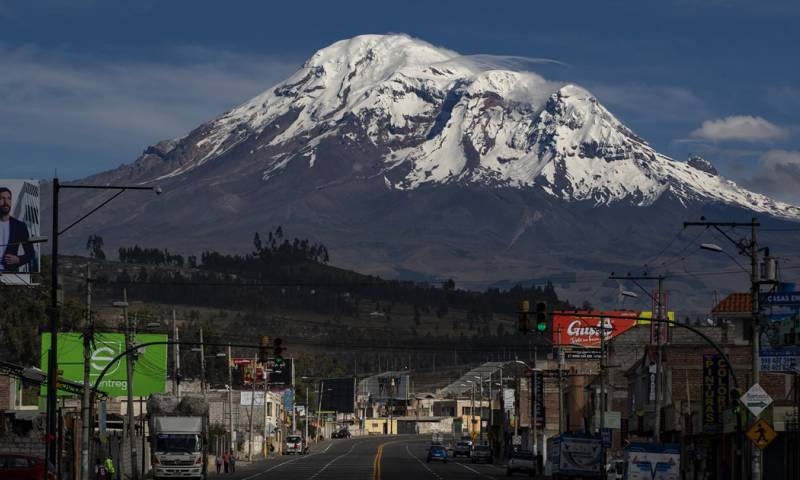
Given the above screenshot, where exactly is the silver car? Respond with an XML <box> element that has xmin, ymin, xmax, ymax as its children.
<box><xmin>284</xmin><ymin>435</ymin><xmax>308</xmax><ymax>455</ymax></box>
<box><xmin>453</xmin><ymin>440</ymin><xmax>473</xmax><ymax>458</ymax></box>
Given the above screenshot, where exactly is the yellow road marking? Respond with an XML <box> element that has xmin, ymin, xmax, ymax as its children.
<box><xmin>372</xmin><ymin>441</ymin><xmax>396</xmax><ymax>480</ymax></box>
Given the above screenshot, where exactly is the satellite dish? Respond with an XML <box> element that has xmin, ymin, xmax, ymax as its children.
<box><xmin>706</xmin><ymin>318</ymin><xmax>716</xmax><ymax>326</ymax></box>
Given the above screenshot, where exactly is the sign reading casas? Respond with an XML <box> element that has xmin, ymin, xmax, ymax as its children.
<box><xmin>41</xmin><ymin>332</ymin><xmax>167</xmax><ymax>397</ymax></box>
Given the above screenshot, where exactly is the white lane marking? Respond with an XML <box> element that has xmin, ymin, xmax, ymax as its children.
<box><xmin>309</xmin><ymin>441</ymin><xmax>358</xmax><ymax>479</ymax></box>
<box><xmin>239</xmin><ymin>440</ymin><xmax>337</xmax><ymax>480</ymax></box>
<box><xmin>456</xmin><ymin>461</ymin><xmax>498</xmax><ymax>479</ymax></box>
<box><xmin>404</xmin><ymin>444</ymin><xmax>443</xmax><ymax>479</ymax></box>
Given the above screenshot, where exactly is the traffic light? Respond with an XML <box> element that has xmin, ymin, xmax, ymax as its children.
<box><xmin>518</xmin><ymin>300</ymin><xmax>530</xmax><ymax>332</ymax></box>
<box><xmin>273</xmin><ymin>338</ymin><xmax>284</xmax><ymax>365</ymax></box>
<box><xmin>259</xmin><ymin>335</ymin><xmax>270</xmax><ymax>363</ymax></box>
<box><xmin>535</xmin><ymin>301</ymin><xmax>548</xmax><ymax>335</ymax></box>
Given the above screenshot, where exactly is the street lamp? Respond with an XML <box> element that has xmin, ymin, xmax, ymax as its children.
<box><xmin>46</xmin><ymin>179</ymin><xmax>159</xmax><ymax>480</ymax></box>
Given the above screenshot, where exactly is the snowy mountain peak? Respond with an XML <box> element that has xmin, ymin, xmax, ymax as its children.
<box><xmin>137</xmin><ymin>34</ymin><xmax>799</xmax><ymax>221</ymax></box>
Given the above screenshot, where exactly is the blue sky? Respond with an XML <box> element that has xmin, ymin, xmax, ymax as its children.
<box><xmin>2</xmin><ymin>0</ymin><xmax>799</xmax><ymax>202</ymax></box>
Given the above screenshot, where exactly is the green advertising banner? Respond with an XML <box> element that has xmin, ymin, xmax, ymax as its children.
<box><xmin>41</xmin><ymin>332</ymin><xmax>167</xmax><ymax>397</ymax></box>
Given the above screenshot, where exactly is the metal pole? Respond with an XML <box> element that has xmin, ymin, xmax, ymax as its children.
<box><xmin>172</xmin><ymin>310</ymin><xmax>179</xmax><ymax>396</ymax></box>
<box><xmin>532</xmin><ymin>370</ymin><xmax>537</xmax><ymax>456</ymax></box>
<box><xmin>199</xmin><ymin>328</ymin><xmax>206</xmax><ymax>395</ymax></box>
<box><xmin>653</xmin><ymin>278</ymin><xmax>664</xmax><ymax>443</ymax></box>
<box><xmin>305</xmin><ymin>385</ymin><xmax>310</xmax><ymax>443</ymax></box>
<box><xmin>80</xmin><ymin>264</ymin><xmax>92</xmax><ymax>480</ymax></box>
<box><xmin>317</xmin><ymin>380</ymin><xmax>324</xmax><ymax>442</ymax></box>
<box><xmin>228</xmin><ymin>343</ymin><xmax>234</xmax><ymax>454</ymax></box>
<box><xmin>291</xmin><ymin>358</ymin><xmax>296</xmax><ymax>433</ymax></box>
<box><xmin>264</xmin><ymin>363</ymin><xmax>269</xmax><ymax>458</ymax></box>
<box><xmin>558</xmin><ymin>326</ymin><xmax>565</xmax><ymax>434</ymax></box>
<box><xmin>247</xmin><ymin>355</ymin><xmax>256</xmax><ymax>460</ymax></box>
<box><xmin>123</xmin><ymin>290</ymin><xmax>139</xmax><ymax>480</ymax></box>
<box><xmin>751</xmin><ymin>219</ymin><xmax>762</xmax><ymax>480</ymax></box>
<box><xmin>600</xmin><ymin>316</ymin><xmax>607</xmax><ymax>479</ymax></box>
<box><xmin>45</xmin><ymin>178</ymin><xmax>60</xmax><ymax>480</ymax></box>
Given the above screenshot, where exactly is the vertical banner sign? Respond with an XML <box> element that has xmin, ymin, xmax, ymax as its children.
<box><xmin>534</xmin><ymin>372</ymin><xmax>545</xmax><ymax>427</ymax></box>
<box><xmin>702</xmin><ymin>354</ymin><xmax>729</xmax><ymax>433</ymax></box>
<box><xmin>650</xmin><ymin>290</ymin><xmax>670</xmax><ymax>344</ymax></box>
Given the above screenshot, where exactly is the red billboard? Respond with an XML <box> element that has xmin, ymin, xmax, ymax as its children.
<box><xmin>552</xmin><ymin>311</ymin><xmax>640</xmax><ymax>349</ymax></box>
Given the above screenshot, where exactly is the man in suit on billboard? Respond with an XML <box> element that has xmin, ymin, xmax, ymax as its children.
<box><xmin>0</xmin><ymin>186</ymin><xmax>35</xmax><ymax>272</ymax></box>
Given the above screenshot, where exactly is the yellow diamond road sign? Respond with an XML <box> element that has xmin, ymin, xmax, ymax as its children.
<box><xmin>746</xmin><ymin>419</ymin><xmax>777</xmax><ymax>450</ymax></box>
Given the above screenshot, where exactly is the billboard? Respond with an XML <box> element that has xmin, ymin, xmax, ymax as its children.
<box><xmin>269</xmin><ymin>358</ymin><xmax>293</xmax><ymax>386</ymax></box>
<box><xmin>760</xmin><ymin>288</ymin><xmax>800</xmax><ymax>372</ymax></box>
<box><xmin>553</xmin><ymin>310</ymin><xmax>676</xmax><ymax>358</ymax></box>
<box><xmin>552</xmin><ymin>311</ymin><xmax>640</xmax><ymax>351</ymax></box>
<box><xmin>0</xmin><ymin>179</ymin><xmax>41</xmax><ymax>283</ymax></box>
<box><xmin>320</xmin><ymin>377</ymin><xmax>355</xmax><ymax>413</ymax></box>
<box><xmin>41</xmin><ymin>332</ymin><xmax>167</xmax><ymax>397</ymax></box>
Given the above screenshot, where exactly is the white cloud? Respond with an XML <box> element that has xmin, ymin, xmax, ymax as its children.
<box><xmin>743</xmin><ymin>150</ymin><xmax>800</xmax><ymax>204</ymax></box>
<box><xmin>690</xmin><ymin>115</ymin><xmax>788</xmax><ymax>143</ymax></box>
<box><xmin>0</xmin><ymin>43</ymin><xmax>301</xmax><ymax>157</ymax></box>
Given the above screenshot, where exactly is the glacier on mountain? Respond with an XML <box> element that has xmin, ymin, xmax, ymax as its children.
<box><xmin>147</xmin><ymin>34</ymin><xmax>799</xmax><ymax>220</ymax></box>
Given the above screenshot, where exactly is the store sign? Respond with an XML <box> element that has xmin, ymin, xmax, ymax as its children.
<box><xmin>759</xmin><ymin>289</ymin><xmax>800</xmax><ymax>372</ymax></box>
<box><xmin>702</xmin><ymin>354</ymin><xmax>729</xmax><ymax>434</ymax></box>
<box><xmin>41</xmin><ymin>332</ymin><xmax>167</xmax><ymax>397</ymax></box>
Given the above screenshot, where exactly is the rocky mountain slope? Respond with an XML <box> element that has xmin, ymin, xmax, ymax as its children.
<box><xmin>52</xmin><ymin>34</ymin><xmax>800</xmax><ymax>310</ymax></box>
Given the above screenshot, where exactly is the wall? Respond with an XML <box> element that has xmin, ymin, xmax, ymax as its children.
<box><xmin>0</xmin><ymin>412</ymin><xmax>46</xmax><ymax>456</ymax></box>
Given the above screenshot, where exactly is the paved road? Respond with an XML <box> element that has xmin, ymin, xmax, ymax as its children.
<box><xmin>211</xmin><ymin>436</ymin><xmax>523</xmax><ymax>480</ymax></box>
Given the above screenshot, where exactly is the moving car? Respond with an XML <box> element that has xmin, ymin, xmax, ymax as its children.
<box><xmin>453</xmin><ymin>440</ymin><xmax>473</xmax><ymax>458</ymax></box>
<box><xmin>471</xmin><ymin>445</ymin><xmax>493</xmax><ymax>464</ymax></box>
<box><xmin>284</xmin><ymin>435</ymin><xmax>308</xmax><ymax>455</ymax></box>
<box><xmin>0</xmin><ymin>455</ymin><xmax>55</xmax><ymax>480</ymax></box>
<box><xmin>332</xmin><ymin>428</ymin><xmax>351</xmax><ymax>439</ymax></box>
<box><xmin>506</xmin><ymin>450</ymin><xmax>536</xmax><ymax>477</ymax></box>
<box><xmin>427</xmin><ymin>445</ymin><xmax>448</xmax><ymax>463</ymax></box>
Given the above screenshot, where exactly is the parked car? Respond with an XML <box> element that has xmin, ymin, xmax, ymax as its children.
<box><xmin>0</xmin><ymin>455</ymin><xmax>55</xmax><ymax>480</ymax></box>
<box><xmin>284</xmin><ymin>435</ymin><xmax>308</xmax><ymax>455</ymax></box>
<box><xmin>506</xmin><ymin>450</ymin><xmax>536</xmax><ymax>477</ymax></box>
<box><xmin>471</xmin><ymin>445</ymin><xmax>493</xmax><ymax>464</ymax></box>
<box><xmin>427</xmin><ymin>445</ymin><xmax>448</xmax><ymax>463</ymax></box>
<box><xmin>453</xmin><ymin>440</ymin><xmax>473</xmax><ymax>458</ymax></box>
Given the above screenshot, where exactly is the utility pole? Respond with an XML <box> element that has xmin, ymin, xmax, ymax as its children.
<box><xmin>199</xmin><ymin>328</ymin><xmax>206</xmax><ymax>395</ymax></box>
<box><xmin>228</xmin><ymin>343</ymin><xmax>233</xmax><ymax>454</ymax></box>
<box><xmin>263</xmin><ymin>364</ymin><xmax>270</xmax><ymax>458</ymax></box>
<box><xmin>80</xmin><ymin>264</ymin><xmax>92</xmax><ymax>480</ymax></box>
<box><xmin>247</xmin><ymin>354</ymin><xmax>256</xmax><ymax>461</ymax></box>
<box><xmin>684</xmin><ymin>218</ymin><xmax>762</xmax><ymax>479</ymax></box>
<box><xmin>305</xmin><ymin>384</ymin><xmax>310</xmax><ymax>442</ymax></box>
<box><xmin>609</xmin><ymin>273</ymin><xmax>667</xmax><ymax>442</ymax></box>
<box><xmin>599</xmin><ymin>314</ymin><xmax>607</xmax><ymax>479</ymax></box>
<box><xmin>557</xmin><ymin>326</ymin><xmax>565</xmax><ymax>434</ymax></box>
<box><xmin>291</xmin><ymin>357</ymin><xmax>296</xmax><ymax>434</ymax></box>
<box><xmin>172</xmin><ymin>310</ymin><xmax>179</xmax><ymax>396</ymax></box>
<box><xmin>122</xmin><ymin>289</ymin><xmax>139</xmax><ymax>480</ymax></box>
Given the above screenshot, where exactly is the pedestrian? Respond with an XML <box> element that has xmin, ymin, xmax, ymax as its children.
<box><xmin>94</xmin><ymin>459</ymin><xmax>109</xmax><ymax>480</ymax></box>
<box><xmin>104</xmin><ymin>455</ymin><xmax>116</xmax><ymax>480</ymax></box>
<box><xmin>223</xmin><ymin>451</ymin><xmax>230</xmax><ymax>473</ymax></box>
<box><xmin>229</xmin><ymin>453</ymin><xmax>236</xmax><ymax>473</ymax></box>
<box><xmin>215</xmin><ymin>454</ymin><xmax>222</xmax><ymax>474</ymax></box>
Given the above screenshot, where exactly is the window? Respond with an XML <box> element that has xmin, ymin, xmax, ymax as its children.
<box><xmin>267</xmin><ymin>403</ymin><xmax>273</xmax><ymax>416</ymax></box>
<box><xmin>461</xmin><ymin>407</ymin><xmax>470</xmax><ymax>415</ymax></box>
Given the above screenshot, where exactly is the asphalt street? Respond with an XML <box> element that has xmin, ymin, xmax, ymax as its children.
<box><xmin>211</xmin><ymin>436</ymin><xmax>523</xmax><ymax>480</ymax></box>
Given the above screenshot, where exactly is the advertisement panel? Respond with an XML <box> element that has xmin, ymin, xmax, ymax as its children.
<box><xmin>41</xmin><ymin>332</ymin><xmax>167</xmax><ymax>397</ymax></box>
<box><xmin>760</xmin><ymin>288</ymin><xmax>800</xmax><ymax>373</ymax></box>
<box><xmin>552</xmin><ymin>311</ymin><xmax>640</xmax><ymax>351</ymax></box>
<box><xmin>702</xmin><ymin>354</ymin><xmax>729</xmax><ymax>434</ymax></box>
<box><xmin>320</xmin><ymin>377</ymin><xmax>355</xmax><ymax>414</ymax></box>
<box><xmin>0</xmin><ymin>179</ymin><xmax>41</xmax><ymax>283</ymax></box>
<box><xmin>269</xmin><ymin>358</ymin><xmax>293</xmax><ymax>386</ymax></box>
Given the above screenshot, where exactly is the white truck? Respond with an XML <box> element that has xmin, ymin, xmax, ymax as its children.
<box><xmin>546</xmin><ymin>434</ymin><xmax>603</xmax><ymax>479</ymax></box>
<box><xmin>622</xmin><ymin>443</ymin><xmax>680</xmax><ymax>480</ymax></box>
<box><xmin>147</xmin><ymin>394</ymin><xmax>209</xmax><ymax>480</ymax></box>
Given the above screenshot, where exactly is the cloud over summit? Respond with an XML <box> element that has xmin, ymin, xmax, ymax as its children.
<box><xmin>691</xmin><ymin>115</ymin><xmax>788</xmax><ymax>143</ymax></box>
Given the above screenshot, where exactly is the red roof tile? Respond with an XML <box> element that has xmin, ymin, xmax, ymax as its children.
<box><xmin>712</xmin><ymin>293</ymin><xmax>751</xmax><ymax>314</ymax></box>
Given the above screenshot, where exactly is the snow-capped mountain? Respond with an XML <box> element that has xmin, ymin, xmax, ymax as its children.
<box><xmin>57</xmin><ymin>34</ymin><xmax>800</xmax><ymax>310</ymax></box>
<box><xmin>125</xmin><ymin>34</ymin><xmax>798</xmax><ymax>219</ymax></box>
